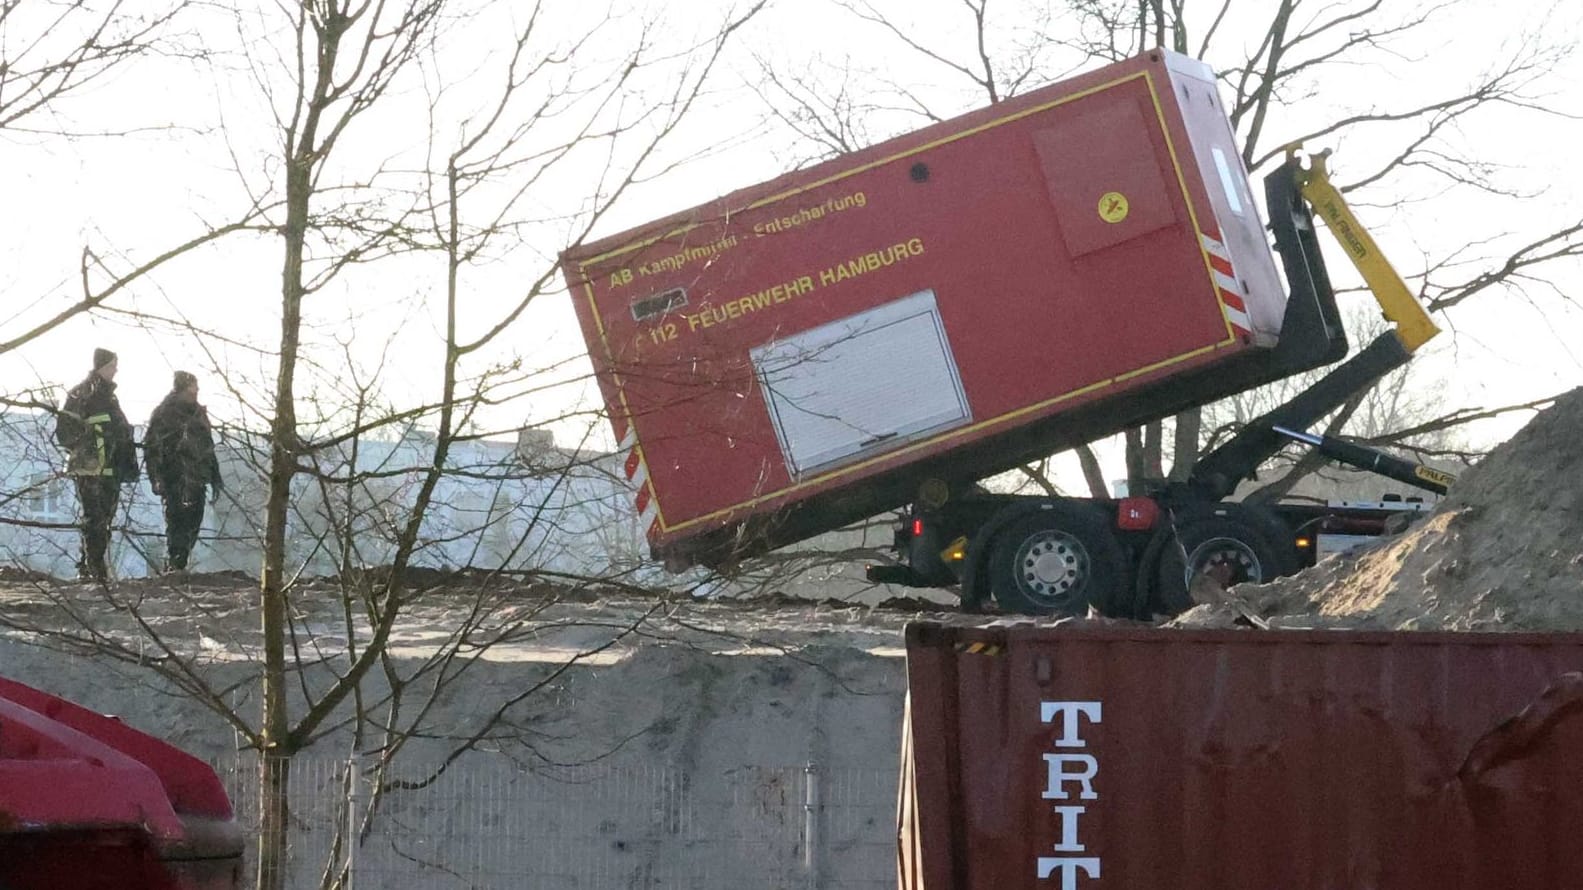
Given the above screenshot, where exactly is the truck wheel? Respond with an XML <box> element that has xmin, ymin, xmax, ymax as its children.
<box><xmin>988</xmin><ymin>507</ymin><xmax>1127</xmax><ymax>616</ymax></box>
<box><xmin>1153</xmin><ymin>512</ymin><xmax>1295</xmax><ymax>615</ymax></box>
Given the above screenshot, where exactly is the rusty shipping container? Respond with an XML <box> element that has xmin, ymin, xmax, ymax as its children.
<box><xmin>899</xmin><ymin>623</ymin><xmax>1583</xmax><ymax>889</ymax></box>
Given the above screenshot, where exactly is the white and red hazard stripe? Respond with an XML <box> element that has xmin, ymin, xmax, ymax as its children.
<box><xmin>618</xmin><ymin>426</ymin><xmax>660</xmax><ymax>541</ymax></box>
<box><xmin>1200</xmin><ymin>230</ymin><xmax>1254</xmax><ymax>340</ymax></box>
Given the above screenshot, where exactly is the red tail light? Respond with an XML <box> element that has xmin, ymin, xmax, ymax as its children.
<box><xmin>1116</xmin><ymin>496</ymin><xmax>1160</xmax><ymax>531</ymax></box>
<box><xmin>912</xmin><ymin>518</ymin><xmax>924</xmax><ymax>537</ymax></box>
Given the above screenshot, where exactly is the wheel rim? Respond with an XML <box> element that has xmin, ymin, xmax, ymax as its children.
<box><xmin>1013</xmin><ymin>530</ymin><xmax>1089</xmax><ymax>607</ymax></box>
<box><xmin>1183</xmin><ymin>536</ymin><xmax>1263</xmax><ymax>588</ymax></box>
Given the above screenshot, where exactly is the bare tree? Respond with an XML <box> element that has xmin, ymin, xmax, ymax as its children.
<box><xmin>0</xmin><ymin>1</ymin><xmax>277</xmax><ymax>356</ymax></box>
<box><xmin>1063</xmin><ymin>0</ymin><xmax>1583</xmax><ymax>490</ymax></box>
<box><xmin>3</xmin><ymin>0</ymin><xmax>769</xmax><ymax>887</ymax></box>
<box><xmin>0</xmin><ymin>0</ymin><xmax>192</xmax><ymax>132</ymax></box>
<box><xmin>210</xmin><ymin>2</ymin><xmax>767</xmax><ymax>886</ymax></box>
<box><xmin>0</xmin><ymin>2</ymin><xmax>276</xmax><ymax>602</ymax></box>
<box><xmin>748</xmin><ymin>0</ymin><xmax>1582</xmax><ymax>502</ymax></box>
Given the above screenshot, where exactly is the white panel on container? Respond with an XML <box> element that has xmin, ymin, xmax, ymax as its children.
<box><xmin>752</xmin><ymin>290</ymin><xmax>970</xmax><ymax>478</ymax></box>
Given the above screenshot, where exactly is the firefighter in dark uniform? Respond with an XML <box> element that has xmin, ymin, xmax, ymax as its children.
<box><xmin>144</xmin><ymin>370</ymin><xmax>223</xmax><ymax>572</ymax></box>
<box><xmin>55</xmin><ymin>348</ymin><xmax>139</xmax><ymax>582</ymax></box>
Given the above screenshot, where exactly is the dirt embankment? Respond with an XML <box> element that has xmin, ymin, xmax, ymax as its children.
<box><xmin>1175</xmin><ymin>386</ymin><xmax>1583</xmax><ymax>631</ymax></box>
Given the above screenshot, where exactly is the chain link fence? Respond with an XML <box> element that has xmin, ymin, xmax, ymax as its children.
<box><xmin>219</xmin><ymin>753</ymin><xmax>897</xmax><ymax>888</ymax></box>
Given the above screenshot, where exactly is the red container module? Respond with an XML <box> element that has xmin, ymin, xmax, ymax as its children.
<box><xmin>898</xmin><ymin>623</ymin><xmax>1583</xmax><ymax>889</ymax></box>
<box><xmin>562</xmin><ymin>50</ymin><xmax>1295</xmax><ymax>567</ymax></box>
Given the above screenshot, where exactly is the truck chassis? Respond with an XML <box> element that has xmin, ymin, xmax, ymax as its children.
<box><xmin>867</xmin><ymin>152</ymin><xmax>1450</xmax><ymax>616</ymax></box>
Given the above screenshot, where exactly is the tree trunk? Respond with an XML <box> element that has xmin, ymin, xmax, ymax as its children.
<box><xmin>1125</xmin><ymin>421</ymin><xmax>1166</xmax><ymax>490</ymax></box>
<box><xmin>258</xmin><ymin>146</ymin><xmax>310</xmax><ymax>890</ymax></box>
<box><xmin>1076</xmin><ymin>444</ymin><xmax>1109</xmax><ymax>498</ymax></box>
<box><xmin>1143</xmin><ymin>420</ymin><xmax>1164</xmax><ymax>479</ymax></box>
<box><xmin>1124</xmin><ymin>427</ymin><xmax>1145</xmax><ymax>491</ymax></box>
<box><xmin>259</xmin><ymin>8</ymin><xmax>337</xmax><ymax>878</ymax></box>
<box><xmin>258</xmin><ymin>752</ymin><xmax>293</xmax><ymax>889</ymax></box>
<box><xmin>1169</xmin><ymin>407</ymin><xmax>1202</xmax><ymax>481</ymax></box>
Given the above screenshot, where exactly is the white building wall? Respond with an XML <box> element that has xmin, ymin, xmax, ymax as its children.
<box><xmin>0</xmin><ymin>413</ymin><xmax>649</xmax><ymax>581</ymax></box>
<box><xmin>0</xmin><ymin>412</ymin><xmax>890</xmax><ymax>601</ymax></box>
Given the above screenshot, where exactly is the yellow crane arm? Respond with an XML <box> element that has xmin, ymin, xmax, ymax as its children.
<box><xmin>1293</xmin><ymin>150</ymin><xmax>1441</xmax><ymax>353</ymax></box>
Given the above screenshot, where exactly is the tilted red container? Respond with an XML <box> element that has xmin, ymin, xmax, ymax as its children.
<box><xmin>898</xmin><ymin>622</ymin><xmax>1583</xmax><ymax>889</ymax></box>
<box><xmin>563</xmin><ymin>50</ymin><xmax>1293</xmax><ymax>566</ymax></box>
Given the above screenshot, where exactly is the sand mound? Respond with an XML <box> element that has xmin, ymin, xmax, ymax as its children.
<box><xmin>1174</xmin><ymin>386</ymin><xmax>1583</xmax><ymax>631</ymax></box>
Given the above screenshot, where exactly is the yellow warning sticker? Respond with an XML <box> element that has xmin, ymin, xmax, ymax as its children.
<box><xmin>1098</xmin><ymin>191</ymin><xmax>1130</xmax><ymax>224</ymax></box>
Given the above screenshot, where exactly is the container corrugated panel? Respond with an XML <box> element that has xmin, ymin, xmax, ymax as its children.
<box><xmin>899</xmin><ymin>623</ymin><xmax>1583</xmax><ymax>889</ymax></box>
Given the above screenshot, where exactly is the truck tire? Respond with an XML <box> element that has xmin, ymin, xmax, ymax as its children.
<box><xmin>1152</xmin><ymin>508</ymin><xmax>1296</xmax><ymax>615</ymax></box>
<box><xmin>988</xmin><ymin>506</ymin><xmax>1127</xmax><ymax>616</ymax></box>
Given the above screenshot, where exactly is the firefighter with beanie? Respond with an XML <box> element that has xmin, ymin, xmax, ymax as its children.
<box><xmin>145</xmin><ymin>370</ymin><xmax>223</xmax><ymax>572</ymax></box>
<box><xmin>55</xmin><ymin>348</ymin><xmax>138</xmax><ymax>581</ymax></box>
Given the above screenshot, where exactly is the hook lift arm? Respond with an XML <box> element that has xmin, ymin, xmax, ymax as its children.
<box><xmin>1185</xmin><ymin>149</ymin><xmax>1445</xmax><ymax>500</ymax></box>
